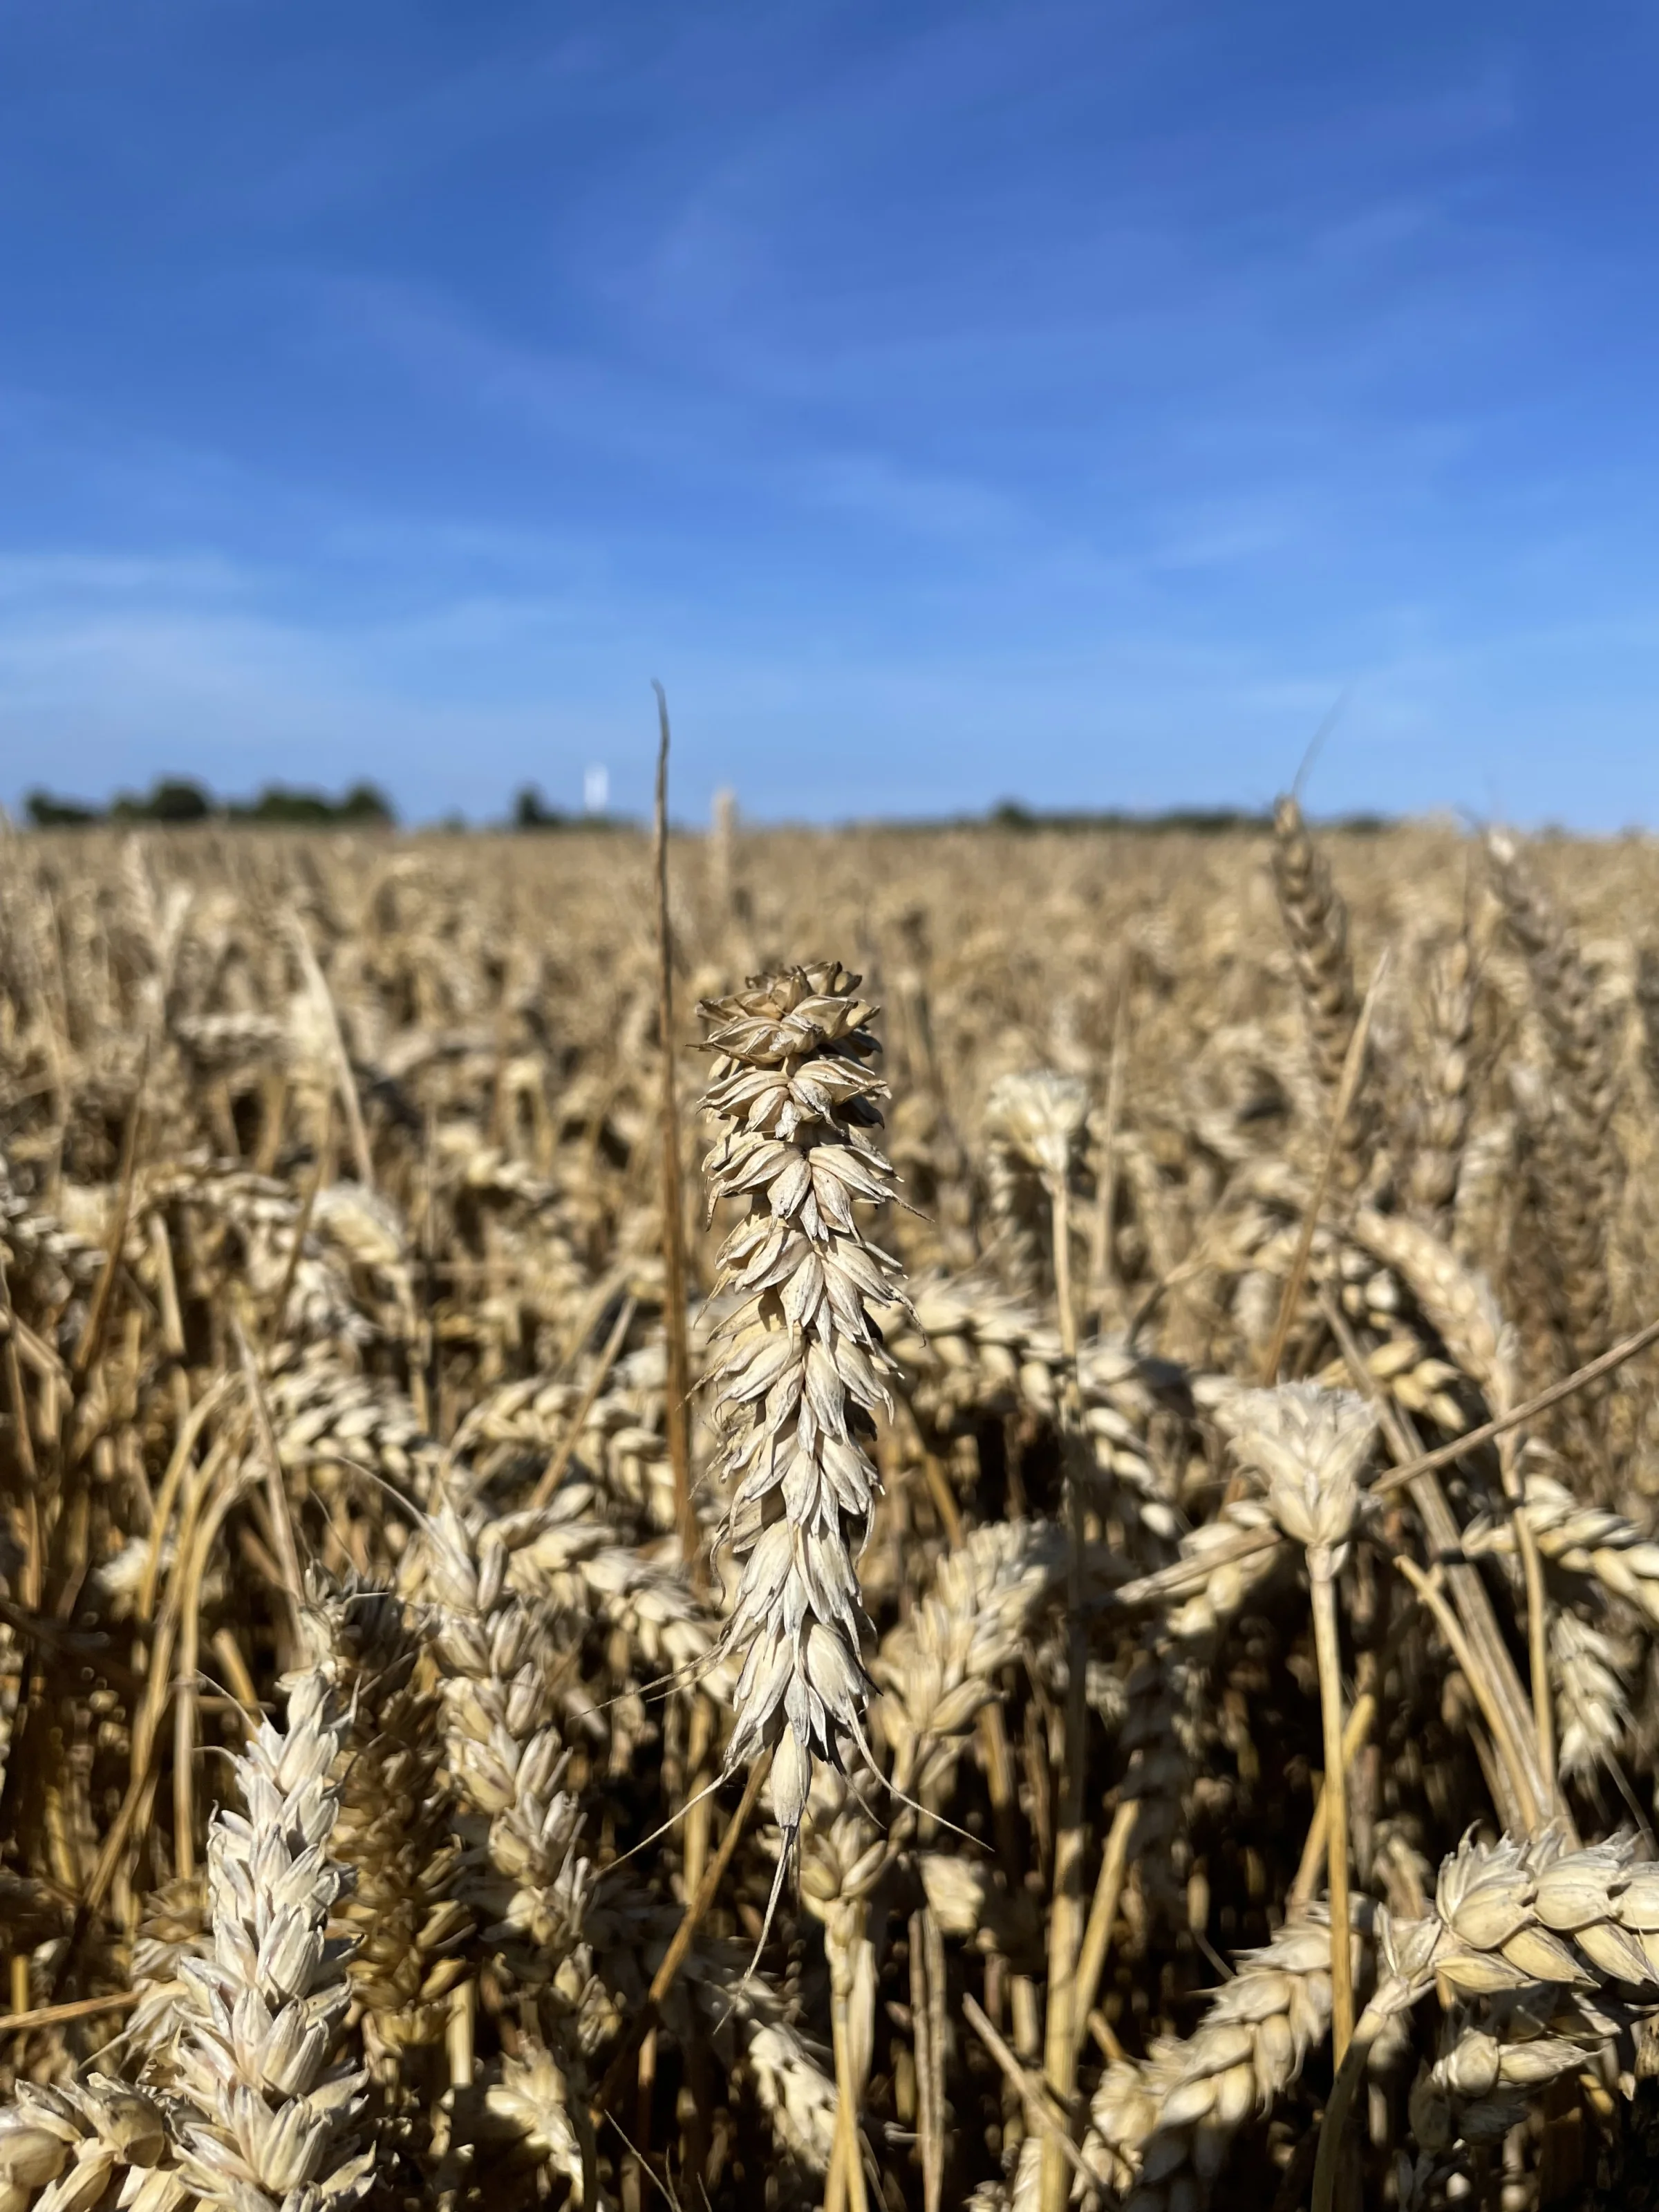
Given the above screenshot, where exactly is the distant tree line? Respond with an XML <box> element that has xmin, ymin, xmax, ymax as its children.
<box><xmin>507</xmin><ymin>785</ymin><xmax>626</xmax><ymax>832</ymax></box>
<box><xmin>24</xmin><ymin>778</ymin><xmax>634</xmax><ymax>832</ymax></box>
<box><xmin>19</xmin><ymin>780</ymin><xmax>1396</xmax><ymax>837</ymax></box>
<box><xmin>860</xmin><ymin>800</ymin><xmax>1395</xmax><ymax>836</ymax></box>
<box><xmin>979</xmin><ymin>800</ymin><xmax>1391</xmax><ymax>835</ymax></box>
<box><xmin>26</xmin><ymin>778</ymin><xmax>396</xmax><ymax>828</ymax></box>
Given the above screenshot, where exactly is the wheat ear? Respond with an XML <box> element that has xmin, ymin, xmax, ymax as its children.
<box><xmin>697</xmin><ymin>964</ymin><xmax>910</xmax><ymax>1856</ymax></box>
<box><xmin>1316</xmin><ymin>1832</ymin><xmax>1659</xmax><ymax>2212</ymax></box>
<box><xmin>297</xmin><ymin>1572</ymin><xmax>472</xmax><ymax>2059</ymax></box>
<box><xmin>413</xmin><ymin>1503</ymin><xmax>597</xmax><ymax>2201</ymax></box>
<box><xmin>1271</xmin><ymin>796</ymin><xmax>1379</xmax><ymax>1185</ymax></box>
<box><xmin>167</xmin><ymin>1666</ymin><xmax>373</xmax><ymax>2212</ymax></box>
<box><xmin>1464</xmin><ymin>1468</ymin><xmax>1659</xmax><ymax>1626</ymax></box>
<box><xmin>1085</xmin><ymin>1904</ymin><xmax>1372</xmax><ymax>2209</ymax></box>
<box><xmin>0</xmin><ymin>2077</ymin><xmax>171</xmax><ymax>2212</ymax></box>
<box><xmin>1486</xmin><ymin>829</ymin><xmax>1620</xmax><ymax>1371</ymax></box>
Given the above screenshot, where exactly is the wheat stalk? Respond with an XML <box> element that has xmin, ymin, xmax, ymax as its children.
<box><xmin>1222</xmin><ymin>1384</ymin><xmax>1374</xmax><ymax>2058</ymax></box>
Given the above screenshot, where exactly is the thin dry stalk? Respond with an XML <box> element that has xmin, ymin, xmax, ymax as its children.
<box><xmin>528</xmin><ymin>1293</ymin><xmax>636</xmax><ymax>1510</ymax></box>
<box><xmin>1318</xmin><ymin>1284</ymin><xmax>1553</xmax><ymax>1836</ymax></box>
<box><xmin>652</xmin><ymin>683</ymin><xmax>700</xmax><ymax>1574</ymax></box>
<box><xmin>286</xmin><ymin>913</ymin><xmax>374</xmax><ymax>1190</ymax></box>
<box><xmin>1288</xmin><ymin>1691</ymin><xmax>1376</xmax><ymax>1913</ymax></box>
<box><xmin>1042</xmin><ymin>1173</ymin><xmax>1090</xmax><ymax>2211</ymax></box>
<box><xmin>1072</xmin><ymin>1799</ymin><xmax>1137</xmax><ymax>2043</ymax></box>
<box><xmin>1309</xmin><ymin>1573</ymin><xmax>1352</xmax><ymax>2061</ymax></box>
<box><xmin>1396</xmin><ymin>1555</ymin><xmax>1542</xmax><ymax>1841</ymax></box>
<box><xmin>828</xmin><ymin>1937</ymin><xmax>870</xmax><ymax>2212</ymax></box>
<box><xmin>909</xmin><ymin>1906</ymin><xmax>946</xmax><ymax>2212</ymax></box>
<box><xmin>980</xmin><ymin>1072</ymin><xmax>1093</xmax><ymax>2211</ymax></box>
<box><xmin>1226</xmin><ymin>1386</ymin><xmax>1373</xmax><ymax>2060</ymax></box>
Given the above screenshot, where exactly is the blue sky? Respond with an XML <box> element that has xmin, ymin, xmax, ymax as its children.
<box><xmin>3</xmin><ymin>2</ymin><xmax>1659</xmax><ymax>825</ymax></box>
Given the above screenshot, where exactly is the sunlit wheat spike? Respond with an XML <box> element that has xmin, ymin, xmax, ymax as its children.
<box><xmin>1548</xmin><ymin>1609</ymin><xmax>1627</xmax><ymax>1781</ymax></box>
<box><xmin>1271</xmin><ymin>797</ymin><xmax>1359</xmax><ymax>1087</ymax></box>
<box><xmin>872</xmin><ymin>1517</ymin><xmax>1068</xmax><ymax>1799</ymax></box>
<box><xmin>1406</xmin><ymin>927</ymin><xmax>1477</xmax><ymax>1224</ymax></box>
<box><xmin>0</xmin><ymin>2076</ymin><xmax>171</xmax><ymax>2212</ymax></box>
<box><xmin>296</xmin><ymin>1571</ymin><xmax>473</xmax><ymax>2056</ymax></box>
<box><xmin>1392</xmin><ymin>1830</ymin><xmax>1659</xmax><ymax>2000</ymax></box>
<box><xmin>1085</xmin><ymin>1905</ymin><xmax>1374</xmax><ymax>2209</ymax></box>
<box><xmin>1465</xmin><ymin>1469</ymin><xmax>1659</xmax><ymax>1628</ymax></box>
<box><xmin>697</xmin><ymin>960</ymin><xmax>912</xmax><ymax>1851</ymax></box>
<box><xmin>167</xmin><ymin>1666</ymin><xmax>374</xmax><ymax>2212</ymax></box>
<box><xmin>1219</xmin><ymin>1382</ymin><xmax>1374</xmax><ymax>1573</ymax></box>
<box><xmin>411</xmin><ymin>1501</ymin><xmax>593</xmax><ymax>1960</ymax></box>
<box><xmin>1485</xmin><ymin>827</ymin><xmax>1621</xmax><ymax>1369</ymax></box>
<box><xmin>1409</xmin><ymin>2009</ymin><xmax>1606</xmax><ymax>2163</ymax></box>
<box><xmin>983</xmin><ymin>1067</ymin><xmax>1091</xmax><ymax>1293</ymax></box>
<box><xmin>984</xmin><ymin>1068</ymin><xmax>1091</xmax><ymax>1185</ymax></box>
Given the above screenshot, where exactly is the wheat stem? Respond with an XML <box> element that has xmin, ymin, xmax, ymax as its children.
<box><xmin>1396</xmin><ymin>1555</ymin><xmax>1541</xmax><ymax>1835</ymax></box>
<box><xmin>1309</xmin><ymin>1566</ymin><xmax>1353</xmax><ymax>2061</ymax></box>
<box><xmin>1072</xmin><ymin>1798</ymin><xmax>1138</xmax><ymax>2041</ymax></box>
<box><xmin>1040</xmin><ymin>1172</ymin><xmax>1089</xmax><ymax>2212</ymax></box>
<box><xmin>1289</xmin><ymin>1690</ymin><xmax>1376</xmax><ymax>1912</ymax></box>
<box><xmin>652</xmin><ymin>682</ymin><xmax>700</xmax><ymax>1575</ymax></box>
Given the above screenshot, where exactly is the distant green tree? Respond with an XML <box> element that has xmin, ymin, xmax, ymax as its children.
<box><xmin>339</xmin><ymin>781</ymin><xmax>394</xmax><ymax>823</ymax></box>
<box><xmin>26</xmin><ymin>774</ymin><xmax>397</xmax><ymax>828</ymax></box>
<box><xmin>108</xmin><ymin>777</ymin><xmax>212</xmax><ymax>823</ymax></box>
<box><xmin>234</xmin><ymin>782</ymin><xmax>395</xmax><ymax>825</ymax></box>
<box><xmin>25</xmin><ymin>790</ymin><xmax>99</xmax><ymax>827</ymax></box>
<box><xmin>513</xmin><ymin>785</ymin><xmax>565</xmax><ymax>830</ymax></box>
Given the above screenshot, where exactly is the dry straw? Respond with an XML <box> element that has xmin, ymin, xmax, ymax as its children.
<box><xmin>12</xmin><ymin>812</ymin><xmax>1659</xmax><ymax>2211</ymax></box>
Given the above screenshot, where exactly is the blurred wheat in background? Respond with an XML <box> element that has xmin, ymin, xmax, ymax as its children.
<box><xmin>6</xmin><ymin>807</ymin><xmax>1659</xmax><ymax>2209</ymax></box>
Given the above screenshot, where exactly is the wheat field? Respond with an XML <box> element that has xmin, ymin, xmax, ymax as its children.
<box><xmin>3</xmin><ymin>809</ymin><xmax>1659</xmax><ymax>2212</ymax></box>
